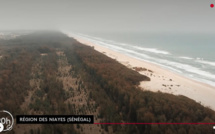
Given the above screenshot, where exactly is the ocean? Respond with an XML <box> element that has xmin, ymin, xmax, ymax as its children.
<box><xmin>71</xmin><ymin>32</ymin><xmax>215</xmax><ymax>88</ymax></box>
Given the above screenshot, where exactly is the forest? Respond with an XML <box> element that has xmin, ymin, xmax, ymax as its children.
<box><xmin>0</xmin><ymin>31</ymin><xmax>215</xmax><ymax>134</ymax></box>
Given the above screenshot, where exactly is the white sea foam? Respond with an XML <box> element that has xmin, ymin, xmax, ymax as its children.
<box><xmin>179</xmin><ymin>56</ymin><xmax>193</xmax><ymax>60</ymax></box>
<box><xmin>75</xmin><ymin>34</ymin><xmax>215</xmax><ymax>79</ymax></box>
<box><xmin>132</xmin><ymin>46</ymin><xmax>170</xmax><ymax>55</ymax></box>
<box><xmin>195</xmin><ymin>60</ymin><xmax>215</xmax><ymax>67</ymax></box>
<box><xmin>137</xmin><ymin>58</ymin><xmax>183</xmax><ymax>73</ymax></box>
<box><xmin>157</xmin><ymin>59</ymin><xmax>215</xmax><ymax>80</ymax></box>
<box><xmin>65</xmin><ymin>32</ymin><xmax>215</xmax><ymax>87</ymax></box>
<box><xmin>76</xmin><ymin>33</ymin><xmax>130</xmax><ymax>47</ymax></box>
<box><xmin>77</xmin><ymin>34</ymin><xmax>151</xmax><ymax>59</ymax></box>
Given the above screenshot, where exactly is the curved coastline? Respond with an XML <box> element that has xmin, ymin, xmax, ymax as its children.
<box><xmin>66</xmin><ymin>33</ymin><xmax>215</xmax><ymax>111</ymax></box>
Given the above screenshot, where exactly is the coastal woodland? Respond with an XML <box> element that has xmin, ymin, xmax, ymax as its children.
<box><xmin>0</xmin><ymin>32</ymin><xmax>215</xmax><ymax>134</ymax></box>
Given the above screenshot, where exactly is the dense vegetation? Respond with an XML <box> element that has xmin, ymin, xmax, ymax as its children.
<box><xmin>0</xmin><ymin>31</ymin><xmax>215</xmax><ymax>134</ymax></box>
<box><xmin>65</xmin><ymin>36</ymin><xmax>215</xmax><ymax>134</ymax></box>
<box><xmin>0</xmin><ymin>32</ymin><xmax>78</xmax><ymax>134</ymax></box>
<box><xmin>0</xmin><ymin>47</ymin><xmax>36</xmax><ymax>113</ymax></box>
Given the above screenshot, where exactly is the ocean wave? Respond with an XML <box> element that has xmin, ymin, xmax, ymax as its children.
<box><xmin>66</xmin><ymin>32</ymin><xmax>215</xmax><ymax>87</ymax></box>
<box><xmin>130</xmin><ymin>55</ymin><xmax>215</xmax><ymax>86</ymax></box>
<box><xmin>78</xmin><ymin>35</ymin><xmax>152</xmax><ymax>59</ymax></box>
<box><xmin>179</xmin><ymin>56</ymin><xmax>193</xmax><ymax>60</ymax></box>
<box><xmin>132</xmin><ymin>46</ymin><xmax>170</xmax><ymax>55</ymax></box>
<box><xmin>158</xmin><ymin>59</ymin><xmax>215</xmax><ymax>80</ymax></box>
<box><xmin>76</xmin><ymin>33</ymin><xmax>128</xmax><ymax>46</ymax></box>
<box><xmin>195</xmin><ymin>60</ymin><xmax>215</xmax><ymax>67</ymax></box>
<box><xmin>138</xmin><ymin>59</ymin><xmax>183</xmax><ymax>73</ymax></box>
<box><xmin>75</xmin><ymin>34</ymin><xmax>215</xmax><ymax>79</ymax></box>
<box><xmin>73</xmin><ymin>34</ymin><xmax>170</xmax><ymax>56</ymax></box>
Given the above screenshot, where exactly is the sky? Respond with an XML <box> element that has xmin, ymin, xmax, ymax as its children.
<box><xmin>0</xmin><ymin>0</ymin><xmax>215</xmax><ymax>33</ymax></box>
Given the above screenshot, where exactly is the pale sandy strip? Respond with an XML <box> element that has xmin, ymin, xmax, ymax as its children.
<box><xmin>67</xmin><ymin>34</ymin><xmax>215</xmax><ymax>111</ymax></box>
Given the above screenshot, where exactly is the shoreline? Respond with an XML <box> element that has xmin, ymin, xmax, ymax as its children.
<box><xmin>68</xmin><ymin>34</ymin><xmax>215</xmax><ymax>110</ymax></box>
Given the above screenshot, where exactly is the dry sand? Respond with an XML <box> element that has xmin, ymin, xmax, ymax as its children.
<box><xmin>68</xmin><ymin>35</ymin><xmax>215</xmax><ymax>111</ymax></box>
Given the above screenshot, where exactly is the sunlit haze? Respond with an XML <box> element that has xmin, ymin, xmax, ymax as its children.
<box><xmin>0</xmin><ymin>0</ymin><xmax>215</xmax><ymax>33</ymax></box>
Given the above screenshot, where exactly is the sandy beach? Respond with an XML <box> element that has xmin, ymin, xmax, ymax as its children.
<box><xmin>68</xmin><ymin>35</ymin><xmax>215</xmax><ymax>111</ymax></box>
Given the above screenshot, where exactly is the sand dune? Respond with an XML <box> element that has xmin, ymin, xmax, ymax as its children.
<box><xmin>69</xmin><ymin>35</ymin><xmax>215</xmax><ymax>111</ymax></box>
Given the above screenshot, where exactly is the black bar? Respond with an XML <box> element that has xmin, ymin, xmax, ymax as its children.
<box><xmin>16</xmin><ymin>115</ymin><xmax>94</xmax><ymax>124</ymax></box>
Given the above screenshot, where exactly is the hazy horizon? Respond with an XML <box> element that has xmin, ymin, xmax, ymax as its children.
<box><xmin>0</xmin><ymin>0</ymin><xmax>215</xmax><ymax>34</ymax></box>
